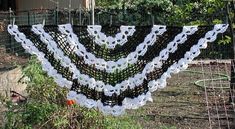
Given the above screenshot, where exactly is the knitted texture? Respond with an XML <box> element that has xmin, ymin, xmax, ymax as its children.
<box><xmin>8</xmin><ymin>24</ymin><xmax>228</xmax><ymax>116</ymax></box>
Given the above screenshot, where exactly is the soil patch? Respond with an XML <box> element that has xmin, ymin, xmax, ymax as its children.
<box><xmin>128</xmin><ymin>63</ymin><xmax>235</xmax><ymax>129</ymax></box>
<box><xmin>0</xmin><ymin>47</ymin><xmax>28</xmax><ymax>71</ymax></box>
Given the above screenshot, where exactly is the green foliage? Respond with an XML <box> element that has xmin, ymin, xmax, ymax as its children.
<box><xmin>96</xmin><ymin>0</ymin><xmax>123</xmax><ymax>9</ymax></box>
<box><xmin>218</xmin><ymin>35</ymin><xmax>232</xmax><ymax>45</ymax></box>
<box><xmin>104</xmin><ymin>115</ymin><xmax>142</xmax><ymax>129</ymax></box>
<box><xmin>96</xmin><ymin>0</ymin><xmax>173</xmax><ymax>11</ymax></box>
<box><xmin>96</xmin><ymin>0</ymin><xmax>228</xmax><ymax>26</ymax></box>
<box><xmin>4</xmin><ymin>101</ymin><xmax>22</xmax><ymax>129</ymax></box>
<box><xmin>22</xmin><ymin>102</ymin><xmax>58</xmax><ymax>125</ymax></box>
<box><xmin>2</xmin><ymin>1</ymin><xmax>234</xmax><ymax>128</ymax></box>
<box><xmin>159</xmin><ymin>125</ymin><xmax>177</xmax><ymax>129</ymax></box>
<box><xmin>167</xmin><ymin>0</ymin><xmax>225</xmax><ymax>25</ymax></box>
<box><xmin>23</xmin><ymin>56</ymin><xmax>52</xmax><ymax>86</ymax></box>
<box><xmin>22</xmin><ymin>56</ymin><xmax>67</xmax><ymax>105</ymax></box>
<box><xmin>3</xmin><ymin>56</ymin><xmax>142</xmax><ymax>129</ymax></box>
<box><xmin>96</xmin><ymin>0</ymin><xmax>232</xmax><ymax>59</ymax></box>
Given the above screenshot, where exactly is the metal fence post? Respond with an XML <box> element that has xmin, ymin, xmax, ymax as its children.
<box><xmin>91</xmin><ymin>0</ymin><xmax>95</xmax><ymax>25</ymax></box>
<box><xmin>69</xmin><ymin>0</ymin><xmax>71</xmax><ymax>23</ymax></box>
<box><xmin>227</xmin><ymin>1</ymin><xmax>235</xmax><ymax>103</ymax></box>
<box><xmin>122</xmin><ymin>0</ymin><xmax>126</xmax><ymax>23</ymax></box>
<box><xmin>28</xmin><ymin>11</ymin><xmax>30</xmax><ymax>25</ymax></box>
<box><xmin>79</xmin><ymin>4</ymin><xmax>82</xmax><ymax>25</ymax></box>
<box><xmin>33</xmin><ymin>11</ymin><xmax>36</xmax><ymax>24</ymax></box>
<box><xmin>55</xmin><ymin>8</ymin><xmax>58</xmax><ymax>25</ymax></box>
<box><xmin>7</xmin><ymin>8</ymin><xmax>12</xmax><ymax>53</ymax></box>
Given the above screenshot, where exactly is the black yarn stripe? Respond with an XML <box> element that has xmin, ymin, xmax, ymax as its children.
<box><xmin>139</xmin><ymin>27</ymin><xmax>183</xmax><ymax>62</ymax></box>
<box><xmin>18</xmin><ymin>27</ymin><xmax>73</xmax><ymax>81</ymax></box>
<box><xmin>18</xmin><ymin>26</ymin><xmax>145</xmax><ymax>86</ymax></box>
<box><xmin>17</xmin><ymin>25</ymin><xmax>216</xmax><ymax>107</ymax></box>
<box><xmin>18</xmin><ymin>26</ymin><xmax>150</xmax><ymax>106</ymax></box>
<box><xmin>100</xmin><ymin>25</ymin><xmax>122</xmax><ymax>36</ymax></box>
<box><xmin>18</xmin><ymin>26</ymin><xmax>211</xmax><ymax>86</ymax></box>
<box><xmin>43</xmin><ymin>27</ymin><xmax>143</xmax><ymax>85</ymax></box>
<box><xmin>69</xmin><ymin>26</ymin><xmax>213</xmax><ymax>107</ymax></box>
<box><xmin>72</xmin><ymin>26</ymin><xmax>152</xmax><ymax>61</ymax></box>
<box><xmin>147</xmin><ymin>26</ymin><xmax>213</xmax><ymax>80</ymax></box>
<box><xmin>30</xmin><ymin>26</ymin><xmax>204</xmax><ymax>86</ymax></box>
<box><xmin>17</xmin><ymin>27</ymin><xmax>164</xmax><ymax>107</ymax></box>
<box><xmin>71</xmin><ymin>79</ymin><xmax>149</xmax><ymax>106</ymax></box>
<box><xmin>44</xmin><ymin>26</ymin><xmax>183</xmax><ymax>85</ymax></box>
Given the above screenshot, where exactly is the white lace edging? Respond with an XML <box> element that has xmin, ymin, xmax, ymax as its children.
<box><xmin>8</xmin><ymin>24</ymin><xmax>228</xmax><ymax>116</ymax></box>
<box><xmin>67</xmin><ymin>90</ymin><xmax>153</xmax><ymax>116</ymax></box>
<box><xmin>67</xmin><ymin>24</ymin><xmax>228</xmax><ymax>116</ymax></box>
<box><xmin>147</xmin><ymin>24</ymin><xmax>229</xmax><ymax>92</ymax></box>
<box><xmin>86</xmin><ymin>25</ymin><xmax>136</xmax><ymax>49</ymax></box>
<box><xmin>58</xmin><ymin>24</ymin><xmax>167</xmax><ymax>73</ymax></box>
<box><xmin>32</xmin><ymin>24</ymin><xmax>198</xmax><ymax>97</ymax></box>
<box><xmin>7</xmin><ymin>25</ymin><xmax>73</xmax><ymax>89</ymax></box>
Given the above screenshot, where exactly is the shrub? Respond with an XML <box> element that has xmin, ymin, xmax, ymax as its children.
<box><xmin>3</xmin><ymin>56</ymin><xmax>141</xmax><ymax>129</ymax></box>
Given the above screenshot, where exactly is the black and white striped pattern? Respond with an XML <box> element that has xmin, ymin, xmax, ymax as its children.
<box><xmin>8</xmin><ymin>24</ymin><xmax>228</xmax><ymax>116</ymax></box>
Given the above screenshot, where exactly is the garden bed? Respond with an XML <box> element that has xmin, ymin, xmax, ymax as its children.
<box><xmin>128</xmin><ymin>63</ymin><xmax>235</xmax><ymax>129</ymax></box>
<box><xmin>0</xmin><ymin>45</ymin><xmax>234</xmax><ymax>128</ymax></box>
<box><xmin>0</xmin><ymin>46</ymin><xmax>28</xmax><ymax>72</ymax></box>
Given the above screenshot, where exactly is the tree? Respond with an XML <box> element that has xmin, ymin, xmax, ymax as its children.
<box><xmin>95</xmin><ymin>0</ymin><xmax>226</xmax><ymax>25</ymax></box>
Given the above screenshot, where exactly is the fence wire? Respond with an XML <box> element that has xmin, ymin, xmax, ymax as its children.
<box><xmin>0</xmin><ymin>8</ymin><xmax>234</xmax><ymax>129</ymax></box>
<box><xmin>0</xmin><ymin>9</ymin><xmax>233</xmax><ymax>60</ymax></box>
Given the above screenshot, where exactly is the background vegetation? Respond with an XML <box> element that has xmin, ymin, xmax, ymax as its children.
<box><xmin>2</xmin><ymin>56</ymin><xmax>142</xmax><ymax>129</ymax></box>
<box><xmin>96</xmin><ymin>0</ymin><xmax>230</xmax><ymax>25</ymax></box>
<box><xmin>1</xmin><ymin>0</ymin><xmax>234</xmax><ymax>128</ymax></box>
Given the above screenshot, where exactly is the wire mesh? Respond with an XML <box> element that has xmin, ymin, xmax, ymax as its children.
<box><xmin>0</xmin><ymin>9</ymin><xmax>232</xmax><ymax>60</ymax></box>
<box><xmin>127</xmin><ymin>60</ymin><xmax>234</xmax><ymax>128</ymax></box>
<box><xmin>198</xmin><ymin>60</ymin><xmax>235</xmax><ymax>129</ymax></box>
<box><xmin>0</xmin><ymin>8</ymin><xmax>234</xmax><ymax>128</ymax></box>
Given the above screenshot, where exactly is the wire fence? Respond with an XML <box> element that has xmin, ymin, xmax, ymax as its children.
<box><xmin>131</xmin><ymin>59</ymin><xmax>235</xmax><ymax>128</ymax></box>
<box><xmin>0</xmin><ymin>8</ymin><xmax>234</xmax><ymax>129</ymax></box>
<box><xmin>0</xmin><ymin>8</ymin><xmax>233</xmax><ymax>59</ymax></box>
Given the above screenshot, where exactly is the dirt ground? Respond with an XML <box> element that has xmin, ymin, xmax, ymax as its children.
<box><xmin>0</xmin><ymin>46</ymin><xmax>28</xmax><ymax>127</ymax></box>
<box><xmin>0</xmin><ymin>47</ymin><xmax>28</xmax><ymax>72</ymax></box>
<box><xmin>128</xmin><ymin>63</ymin><xmax>235</xmax><ymax>129</ymax></box>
